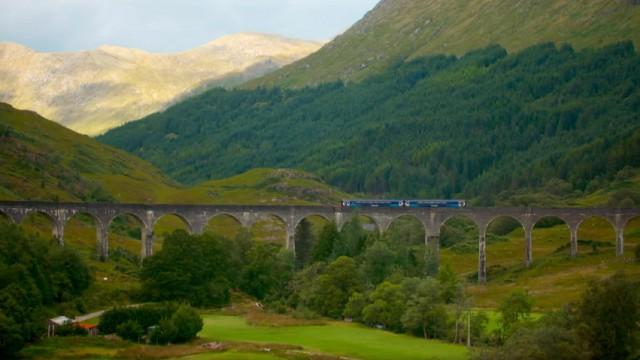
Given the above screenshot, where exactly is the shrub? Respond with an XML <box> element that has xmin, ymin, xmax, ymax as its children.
<box><xmin>170</xmin><ymin>305</ymin><xmax>203</xmax><ymax>343</ymax></box>
<box><xmin>100</xmin><ymin>303</ymin><xmax>201</xmax><ymax>345</ymax></box>
<box><xmin>150</xmin><ymin>318</ymin><xmax>178</xmax><ymax>345</ymax></box>
<box><xmin>116</xmin><ymin>320</ymin><xmax>144</xmax><ymax>342</ymax></box>
<box><xmin>55</xmin><ymin>323</ymin><xmax>88</xmax><ymax>337</ymax></box>
<box><xmin>99</xmin><ymin>303</ymin><xmax>177</xmax><ymax>334</ymax></box>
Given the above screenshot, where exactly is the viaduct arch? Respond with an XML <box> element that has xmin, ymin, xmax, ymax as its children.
<box><xmin>1</xmin><ymin>201</ymin><xmax>638</xmax><ymax>283</ymax></box>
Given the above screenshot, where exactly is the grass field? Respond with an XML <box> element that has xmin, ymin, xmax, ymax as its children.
<box><xmin>22</xmin><ymin>314</ymin><xmax>469</xmax><ymax>360</ymax></box>
<box><xmin>179</xmin><ymin>353</ymin><xmax>284</xmax><ymax>360</ymax></box>
<box><xmin>199</xmin><ymin>315</ymin><xmax>468</xmax><ymax>360</ymax></box>
<box><xmin>441</xmin><ymin>217</ymin><xmax>640</xmax><ymax>310</ymax></box>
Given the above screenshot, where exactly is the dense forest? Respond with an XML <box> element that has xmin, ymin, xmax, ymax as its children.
<box><xmin>0</xmin><ymin>223</ymin><xmax>91</xmax><ymax>356</ymax></box>
<box><xmin>100</xmin><ymin>42</ymin><xmax>640</xmax><ymax>204</ymax></box>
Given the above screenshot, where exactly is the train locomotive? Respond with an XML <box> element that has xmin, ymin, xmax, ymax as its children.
<box><xmin>341</xmin><ymin>199</ymin><xmax>466</xmax><ymax>208</ymax></box>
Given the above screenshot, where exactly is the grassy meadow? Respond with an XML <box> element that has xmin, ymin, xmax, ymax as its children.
<box><xmin>442</xmin><ymin>217</ymin><xmax>640</xmax><ymax>310</ymax></box>
<box><xmin>198</xmin><ymin>315</ymin><xmax>468</xmax><ymax>360</ymax></box>
<box><xmin>22</xmin><ymin>313</ymin><xmax>469</xmax><ymax>360</ymax></box>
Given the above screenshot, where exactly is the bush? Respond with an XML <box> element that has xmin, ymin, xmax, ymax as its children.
<box><xmin>635</xmin><ymin>243</ymin><xmax>640</xmax><ymax>263</ymax></box>
<box><xmin>150</xmin><ymin>318</ymin><xmax>178</xmax><ymax>345</ymax></box>
<box><xmin>170</xmin><ymin>305</ymin><xmax>203</xmax><ymax>343</ymax></box>
<box><xmin>55</xmin><ymin>323</ymin><xmax>88</xmax><ymax>337</ymax></box>
<box><xmin>116</xmin><ymin>320</ymin><xmax>144</xmax><ymax>342</ymax></box>
<box><xmin>100</xmin><ymin>303</ymin><xmax>201</xmax><ymax>345</ymax></box>
<box><xmin>99</xmin><ymin>303</ymin><xmax>177</xmax><ymax>334</ymax></box>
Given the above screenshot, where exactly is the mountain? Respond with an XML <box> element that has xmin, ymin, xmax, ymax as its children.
<box><xmin>251</xmin><ymin>0</ymin><xmax>640</xmax><ymax>88</ymax></box>
<box><xmin>0</xmin><ymin>33</ymin><xmax>321</xmax><ymax>135</ymax></box>
<box><xmin>0</xmin><ymin>103</ymin><xmax>346</xmax><ymax>205</ymax></box>
<box><xmin>99</xmin><ymin>42</ymin><xmax>640</xmax><ymax>206</ymax></box>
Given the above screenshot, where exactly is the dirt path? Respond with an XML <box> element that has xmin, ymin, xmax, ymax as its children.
<box><xmin>74</xmin><ymin>310</ymin><xmax>105</xmax><ymax>323</ymax></box>
<box><xmin>73</xmin><ymin>303</ymin><xmax>142</xmax><ymax>323</ymax></box>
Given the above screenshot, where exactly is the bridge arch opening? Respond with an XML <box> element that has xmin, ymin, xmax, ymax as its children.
<box><xmin>0</xmin><ymin>210</ymin><xmax>11</xmax><ymax>224</ymax></box>
<box><xmin>532</xmin><ymin>216</ymin><xmax>571</xmax><ymax>259</ymax></box>
<box><xmin>341</xmin><ymin>214</ymin><xmax>379</xmax><ymax>234</ymax></box>
<box><xmin>624</xmin><ymin>216</ymin><xmax>640</xmax><ymax>259</ymax></box>
<box><xmin>251</xmin><ymin>214</ymin><xmax>288</xmax><ymax>247</ymax></box>
<box><xmin>384</xmin><ymin>215</ymin><xmax>428</xmax><ymax>277</ymax></box>
<box><xmin>294</xmin><ymin>215</ymin><xmax>330</xmax><ymax>269</ymax></box>
<box><xmin>333</xmin><ymin>214</ymin><xmax>377</xmax><ymax>259</ymax></box>
<box><xmin>20</xmin><ymin>210</ymin><xmax>56</xmax><ymax>241</ymax></box>
<box><xmin>386</xmin><ymin>215</ymin><xmax>426</xmax><ymax>245</ymax></box>
<box><xmin>577</xmin><ymin>216</ymin><xmax>616</xmax><ymax>256</ymax></box>
<box><xmin>206</xmin><ymin>214</ymin><xmax>244</xmax><ymax>239</ymax></box>
<box><xmin>439</xmin><ymin>215</ymin><xmax>480</xmax><ymax>276</ymax></box>
<box><xmin>64</xmin><ymin>212</ymin><xmax>100</xmax><ymax>259</ymax></box>
<box><xmin>153</xmin><ymin>214</ymin><xmax>192</xmax><ymax>253</ymax></box>
<box><xmin>108</xmin><ymin>213</ymin><xmax>144</xmax><ymax>263</ymax></box>
<box><xmin>484</xmin><ymin>215</ymin><xmax>526</xmax><ymax>273</ymax></box>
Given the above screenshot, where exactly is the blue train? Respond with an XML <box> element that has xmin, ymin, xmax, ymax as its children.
<box><xmin>341</xmin><ymin>199</ymin><xmax>466</xmax><ymax>208</ymax></box>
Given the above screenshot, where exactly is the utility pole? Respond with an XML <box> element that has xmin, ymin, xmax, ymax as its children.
<box><xmin>467</xmin><ymin>311</ymin><xmax>471</xmax><ymax>347</ymax></box>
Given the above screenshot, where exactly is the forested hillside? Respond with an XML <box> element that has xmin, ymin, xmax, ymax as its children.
<box><xmin>251</xmin><ymin>0</ymin><xmax>640</xmax><ymax>88</ymax></box>
<box><xmin>100</xmin><ymin>42</ymin><xmax>640</xmax><ymax>205</ymax></box>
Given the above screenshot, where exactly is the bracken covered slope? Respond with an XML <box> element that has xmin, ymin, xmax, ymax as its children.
<box><xmin>251</xmin><ymin>0</ymin><xmax>640</xmax><ymax>88</ymax></box>
<box><xmin>0</xmin><ymin>103</ymin><xmax>346</xmax><ymax>205</ymax></box>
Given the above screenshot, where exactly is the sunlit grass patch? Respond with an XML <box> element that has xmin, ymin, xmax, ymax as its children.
<box><xmin>199</xmin><ymin>315</ymin><xmax>469</xmax><ymax>360</ymax></box>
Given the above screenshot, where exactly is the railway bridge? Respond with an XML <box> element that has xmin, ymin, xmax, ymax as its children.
<box><xmin>0</xmin><ymin>201</ymin><xmax>638</xmax><ymax>283</ymax></box>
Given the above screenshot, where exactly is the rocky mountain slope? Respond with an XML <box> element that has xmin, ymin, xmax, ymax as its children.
<box><xmin>0</xmin><ymin>33</ymin><xmax>321</xmax><ymax>135</ymax></box>
<box><xmin>251</xmin><ymin>0</ymin><xmax>640</xmax><ymax>88</ymax></box>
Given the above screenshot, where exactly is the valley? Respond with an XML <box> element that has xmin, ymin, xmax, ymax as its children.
<box><xmin>1</xmin><ymin>0</ymin><xmax>640</xmax><ymax>358</ymax></box>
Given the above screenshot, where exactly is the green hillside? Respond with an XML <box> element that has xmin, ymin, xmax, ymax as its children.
<box><xmin>251</xmin><ymin>0</ymin><xmax>640</xmax><ymax>88</ymax></box>
<box><xmin>100</xmin><ymin>42</ymin><xmax>640</xmax><ymax>205</ymax></box>
<box><xmin>0</xmin><ymin>103</ymin><xmax>346</xmax><ymax>205</ymax></box>
<box><xmin>0</xmin><ymin>102</ymin><xmax>178</xmax><ymax>203</ymax></box>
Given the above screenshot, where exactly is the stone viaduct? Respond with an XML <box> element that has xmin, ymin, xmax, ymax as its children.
<box><xmin>0</xmin><ymin>201</ymin><xmax>638</xmax><ymax>283</ymax></box>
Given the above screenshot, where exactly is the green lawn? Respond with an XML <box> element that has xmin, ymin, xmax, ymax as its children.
<box><xmin>199</xmin><ymin>315</ymin><xmax>469</xmax><ymax>360</ymax></box>
<box><xmin>178</xmin><ymin>352</ymin><xmax>285</xmax><ymax>360</ymax></box>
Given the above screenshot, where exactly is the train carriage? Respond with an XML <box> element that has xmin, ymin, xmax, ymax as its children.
<box><xmin>341</xmin><ymin>200</ymin><xmax>404</xmax><ymax>208</ymax></box>
<box><xmin>404</xmin><ymin>199</ymin><xmax>466</xmax><ymax>208</ymax></box>
<box><xmin>341</xmin><ymin>199</ymin><xmax>466</xmax><ymax>208</ymax></box>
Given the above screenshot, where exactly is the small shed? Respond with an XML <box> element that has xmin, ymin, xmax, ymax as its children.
<box><xmin>77</xmin><ymin>323</ymin><xmax>99</xmax><ymax>336</ymax></box>
<box><xmin>47</xmin><ymin>316</ymin><xmax>72</xmax><ymax>337</ymax></box>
